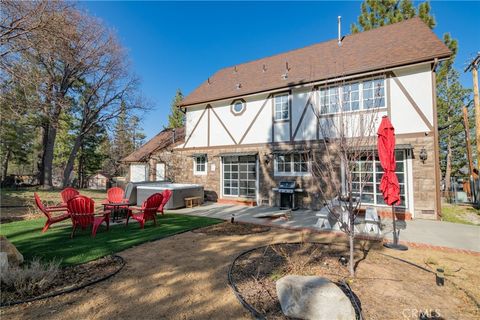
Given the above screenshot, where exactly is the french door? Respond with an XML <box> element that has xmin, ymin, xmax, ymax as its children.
<box><xmin>222</xmin><ymin>155</ymin><xmax>256</xmax><ymax>198</ymax></box>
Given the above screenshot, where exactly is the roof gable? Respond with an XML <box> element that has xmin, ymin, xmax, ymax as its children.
<box><xmin>181</xmin><ymin>17</ymin><xmax>451</xmax><ymax>107</ymax></box>
<box><xmin>122</xmin><ymin>127</ymin><xmax>185</xmax><ymax>163</ymax></box>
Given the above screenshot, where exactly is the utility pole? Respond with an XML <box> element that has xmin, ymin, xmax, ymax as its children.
<box><xmin>465</xmin><ymin>53</ymin><xmax>480</xmax><ymax>167</ymax></box>
<box><xmin>463</xmin><ymin>106</ymin><xmax>474</xmax><ymax>176</ymax></box>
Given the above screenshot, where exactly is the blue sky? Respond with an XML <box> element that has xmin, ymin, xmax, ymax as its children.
<box><xmin>81</xmin><ymin>1</ymin><xmax>480</xmax><ymax>140</ymax></box>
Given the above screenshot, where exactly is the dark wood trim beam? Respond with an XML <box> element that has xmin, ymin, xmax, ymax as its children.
<box><xmin>183</xmin><ymin>106</ymin><xmax>208</xmax><ymax>148</ymax></box>
<box><xmin>292</xmin><ymin>86</ymin><xmax>317</xmax><ymax>140</ymax></box>
<box><xmin>210</xmin><ymin>106</ymin><xmax>238</xmax><ymax>145</ymax></box>
<box><xmin>239</xmin><ymin>94</ymin><xmax>273</xmax><ymax>145</ymax></box>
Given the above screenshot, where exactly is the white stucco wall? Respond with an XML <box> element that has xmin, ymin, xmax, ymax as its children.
<box><xmin>182</xmin><ymin>63</ymin><xmax>434</xmax><ymax>148</ymax></box>
<box><xmin>390</xmin><ymin>64</ymin><xmax>434</xmax><ymax>135</ymax></box>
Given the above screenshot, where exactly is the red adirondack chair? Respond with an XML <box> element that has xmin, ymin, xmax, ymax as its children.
<box><xmin>60</xmin><ymin>187</ymin><xmax>80</xmax><ymax>207</ymax></box>
<box><xmin>34</xmin><ymin>193</ymin><xmax>71</xmax><ymax>233</ymax></box>
<box><xmin>67</xmin><ymin>195</ymin><xmax>110</xmax><ymax>238</ymax></box>
<box><xmin>126</xmin><ymin>193</ymin><xmax>163</xmax><ymax>229</ymax></box>
<box><xmin>157</xmin><ymin>189</ymin><xmax>172</xmax><ymax>215</ymax></box>
<box><xmin>103</xmin><ymin>187</ymin><xmax>128</xmax><ymax>208</ymax></box>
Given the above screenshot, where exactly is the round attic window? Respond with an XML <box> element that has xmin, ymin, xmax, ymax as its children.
<box><xmin>231</xmin><ymin>99</ymin><xmax>246</xmax><ymax>115</ymax></box>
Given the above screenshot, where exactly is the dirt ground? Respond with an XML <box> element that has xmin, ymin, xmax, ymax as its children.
<box><xmin>231</xmin><ymin>242</ymin><xmax>479</xmax><ymax>319</ymax></box>
<box><xmin>1</xmin><ymin>224</ymin><xmax>479</xmax><ymax>320</ymax></box>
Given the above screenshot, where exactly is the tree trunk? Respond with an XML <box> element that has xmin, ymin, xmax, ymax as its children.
<box><xmin>41</xmin><ymin>101</ymin><xmax>62</xmax><ymax>189</ymax></box>
<box><xmin>1</xmin><ymin>149</ymin><xmax>11</xmax><ymax>182</ymax></box>
<box><xmin>37</xmin><ymin>123</ymin><xmax>49</xmax><ymax>186</ymax></box>
<box><xmin>62</xmin><ymin>134</ymin><xmax>82</xmax><ymax>187</ymax></box>
<box><xmin>349</xmin><ymin>231</ymin><xmax>354</xmax><ymax>277</ymax></box>
<box><xmin>444</xmin><ymin>138</ymin><xmax>452</xmax><ymax>196</ymax></box>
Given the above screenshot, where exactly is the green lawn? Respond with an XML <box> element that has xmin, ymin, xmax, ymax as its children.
<box><xmin>0</xmin><ymin>214</ymin><xmax>221</xmax><ymax>266</ymax></box>
<box><xmin>441</xmin><ymin>203</ymin><xmax>480</xmax><ymax>225</ymax></box>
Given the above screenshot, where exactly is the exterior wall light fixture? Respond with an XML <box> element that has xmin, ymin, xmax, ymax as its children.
<box><xmin>419</xmin><ymin>148</ymin><xmax>428</xmax><ymax>163</ymax></box>
<box><xmin>263</xmin><ymin>153</ymin><xmax>273</xmax><ymax>165</ymax></box>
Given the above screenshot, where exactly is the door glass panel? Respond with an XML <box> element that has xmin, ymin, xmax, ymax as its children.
<box><xmin>223</xmin><ymin>155</ymin><xmax>256</xmax><ymax>198</ymax></box>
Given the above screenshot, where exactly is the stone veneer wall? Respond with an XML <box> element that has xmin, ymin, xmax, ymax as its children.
<box><xmin>396</xmin><ymin>134</ymin><xmax>438</xmax><ymax>219</ymax></box>
<box><xmin>146</xmin><ymin>135</ymin><xmax>438</xmax><ymax>219</ymax></box>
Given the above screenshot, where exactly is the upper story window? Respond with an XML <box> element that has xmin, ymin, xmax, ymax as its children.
<box><xmin>274</xmin><ymin>93</ymin><xmax>289</xmax><ymax>121</ymax></box>
<box><xmin>231</xmin><ymin>99</ymin><xmax>246</xmax><ymax>115</ymax></box>
<box><xmin>362</xmin><ymin>78</ymin><xmax>385</xmax><ymax>109</ymax></box>
<box><xmin>319</xmin><ymin>77</ymin><xmax>385</xmax><ymax>115</ymax></box>
<box><xmin>194</xmin><ymin>154</ymin><xmax>207</xmax><ymax>175</ymax></box>
<box><xmin>274</xmin><ymin>152</ymin><xmax>310</xmax><ymax>176</ymax></box>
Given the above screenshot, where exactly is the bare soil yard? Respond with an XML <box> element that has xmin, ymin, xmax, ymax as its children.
<box><xmin>1</xmin><ymin>222</ymin><xmax>479</xmax><ymax>320</ymax></box>
<box><xmin>231</xmin><ymin>242</ymin><xmax>479</xmax><ymax>319</ymax></box>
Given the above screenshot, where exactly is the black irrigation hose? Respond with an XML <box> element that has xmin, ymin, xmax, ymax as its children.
<box><xmin>227</xmin><ymin>241</ymin><xmax>364</xmax><ymax>320</ymax></box>
<box><xmin>0</xmin><ymin>255</ymin><xmax>126</xmax><ymax>308</ymax></box>
<box><xmin>377</xmin><ymin>252</ymin><xmax>480</xmax><ymax>310</ymax></box>
<box><xmin>0</xmin><ymin>222</ymin><xmax>217</xmax><ymax>308</ymax></box>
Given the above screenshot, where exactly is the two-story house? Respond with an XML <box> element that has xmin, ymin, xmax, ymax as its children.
<box><xmin>128</xmin><ymin>18</ymin><xmax>450</xmax><ymax>219</ymax></box>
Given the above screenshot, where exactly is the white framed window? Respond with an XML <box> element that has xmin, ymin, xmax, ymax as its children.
<box><xmin>320</xmin><ymin>87</ymin><xmax>339</xmax><ymax>114</ymax></box>
<box><xmin>130</xmin><ymin>164</ymin><xmax>148</xmax><ymax>182</ymax></box>
<box><xmin>231</xmin><ymin>99</ymin><xmax>246</xmax><ymax>115</ymax></box>
<box><xmin>155</xmin><ymin>163</ymin><xmax>166</xmax><ymax>181</ymax></box>
<box><xmin>274</xmin><ymin>152</ymin><xmax>310</xmax><ymax>176</ymax></box>
<box><xmin>194</xmin><ymin>154</ymin><xmax>207</xmax><ymax>175</ymax></box>
<box><xmin>318</xmin><ymin>77</ymin><xmax>385</xmax><ymax>115</ymax></box>
<box><xmin>342</xmin><ymin>83</ymin><xmax>360</xmax><ymax>112</ymax></box>
<box><xmin>350</xmin><ymin>150</ymin><xmax>407</xmax><ymax>207</ymax></box>
<box><xmin>362</xmin><ymin>78</ymin><xmax>385</xmax><ymax>109</ymax></box>
<box><xmin>274</xmin><ymin>93</ymin><xmax>289</xmax><ymax>121</ymax></box>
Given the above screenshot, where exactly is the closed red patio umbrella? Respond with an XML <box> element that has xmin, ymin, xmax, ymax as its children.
<box><xmin>377</xmin><ymin>116</ymin><xmax>407</xmax><ymax>250</ymax></box>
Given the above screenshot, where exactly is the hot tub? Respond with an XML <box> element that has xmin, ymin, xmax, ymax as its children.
<box><xmin>134</xmin><ymin>182</ymin><xmax>204</xmax><ymax>209</ymax></box>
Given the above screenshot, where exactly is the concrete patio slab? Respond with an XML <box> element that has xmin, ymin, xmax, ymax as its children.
<box><xmin>173</xmin><ymin>203</ymin><xmax>480</xmax><ymax>252</ymax></box>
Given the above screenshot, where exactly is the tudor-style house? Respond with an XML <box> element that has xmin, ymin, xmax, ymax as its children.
<box><xmin>172</xmin><ymin>18</ymin><xmax>451</xmax><ymax>220</ymax></box>
<box><xmin>125</xmin><ymin>18</ymin><xmax>450</xmax><ymax>219</ymax></box>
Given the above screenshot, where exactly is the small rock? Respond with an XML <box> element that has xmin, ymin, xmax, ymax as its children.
<box><xmin>276</xmin><ymin>275</ymin><xmax>356</xmax><ymax>320</ymax></box>
<box><xmin>0</xmin><ymin>235</ymin><xmax>24</xmax><ymax>266</ymax></box>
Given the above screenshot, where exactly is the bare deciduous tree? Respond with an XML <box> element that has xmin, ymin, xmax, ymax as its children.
<box><xmin>2</xmin><ymin>1</ymin><xmax>143</xmax><ymax>188</ymax></box>
<box><xmin>307</xmin><ymin>78</ymin><xmax>385</xmax><ymax>277</ymax></box>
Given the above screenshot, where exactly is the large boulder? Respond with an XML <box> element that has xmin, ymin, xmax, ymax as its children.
<box><xmin>276</xmin><ymin>275</ymin><xmax>355</xmax><ymax>320</ymax></box>
<box><xmin>0</xmin><ymin>235</ymin><xmax>24</xmax><ymax>266</ymax></box>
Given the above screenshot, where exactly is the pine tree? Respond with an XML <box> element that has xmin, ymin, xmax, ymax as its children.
<box><xmin>351</xmin><ymin>1</ymin><xmax>473</xmax><ymax>188</ymax></box>
<box><xmin>129</xmin><ymin>115</ymin><xmax>146</xmax><ymax>149</ymax></box>
<box><xmin>351</xmin><ymin>0</ymin><xmax>435</xmax><ymax>33</ymax></box>
<box><xmin>113</xmin><ymin>101</ymin><xmax>134</xmax><ymax>161</ymax></box>
<box><xmin>111</xmin><ymin>101</ymin><xmax>146</xmax><ymax>176</ymax></box>
<box><xmin>437</xmin><ymin>69</ymin><xmax>472</xmax><ymax>192</ymax></box>
<box><xmin>167</xmin><ymin>89</ymin><xmax>185</xmax><ymax>128</ymax></box>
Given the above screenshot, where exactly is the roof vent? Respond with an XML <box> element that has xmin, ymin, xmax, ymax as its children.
<box><xmin>207</xmin><ymin>77</ymin><xmax>211</xmax><ymax>85</ymax></box>
<box><xmin>337</xmin><ymin>16</ymin><xmax>342</xmax><ymax>47</ymax></box>
<box><xmin>262</xmin><ymin>64</ymin><xmax>267</xmax><ymax>72</ymax></box>
<box><xmin>233</xmin><ymin>66</ymin><xmax>238</xmax><ymax>73</ymax></box>
<box><xmin>281</xmin><ymin>73</ymin><xmax>288</xmax><ymax>80</ymax></box>
<box><xmin>236</xmin><ymin>83</ymin><xmax>242</xmax><ymax>89</ymax></box>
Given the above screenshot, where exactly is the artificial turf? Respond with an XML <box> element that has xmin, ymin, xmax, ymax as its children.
<box><xmin>0</xmin><ymin>214</ymin><xmax>221</xmax><ymax>266</ymax></box>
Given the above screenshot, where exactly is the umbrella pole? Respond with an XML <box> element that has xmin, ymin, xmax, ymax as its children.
<box><xmin>383</xmin><ymin>203</ymin><xmax>408</xmax><ymax>251</ymax></box>
<box><xmin>392</xmin><ymin>205</ymin><xmax>398</xmax><ymax>245</ymax></box>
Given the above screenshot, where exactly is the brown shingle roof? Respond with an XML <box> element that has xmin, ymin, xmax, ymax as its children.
<box><xmin>121</xmin><ymin>127</ymin><xmax>185</xmax><ymax>163</ymax></box>
<box><xmin>180</xmin><ymin>17</ymin><xmax>451</xmax><ymax>107</ymax></box>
